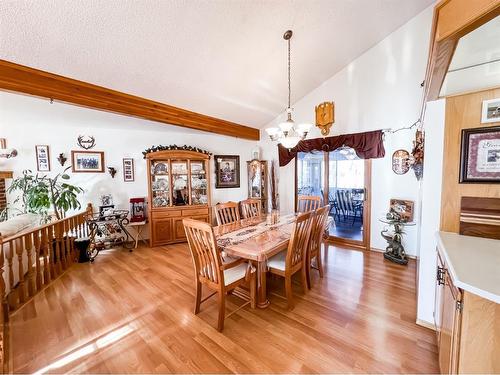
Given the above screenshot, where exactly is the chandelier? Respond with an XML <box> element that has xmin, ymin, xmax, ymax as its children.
<box><xmin>266</xmin><ymin>30</ymin><xmax>311</xmax><ymax>149</ymax></box>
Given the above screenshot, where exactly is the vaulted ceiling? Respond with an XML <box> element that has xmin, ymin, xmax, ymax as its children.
<box><xmin>0</xmin><ymin>0</ymin><xmax>434</xmax><ymax>128</ymax></box>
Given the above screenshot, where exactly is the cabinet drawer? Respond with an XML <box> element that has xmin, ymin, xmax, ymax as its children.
<box><xmin>182</xmin><ymin>208</ymin><xmax>209</xmax><ymax>216</ymax></box>
<box><xmin>152</xmin><ymin>210</ymin><xmax>182</xmax><ymax>218</ymax></box>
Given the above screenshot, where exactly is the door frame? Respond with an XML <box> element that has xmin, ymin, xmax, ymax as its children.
<box><xmin>295</xmin><ymin>152</ymin><xmax>372</xmax><ymax>250</ymax></box>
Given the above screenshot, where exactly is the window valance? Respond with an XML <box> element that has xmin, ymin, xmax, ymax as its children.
<box><xmin>278</xmin><ymin>129</ymin><xmax>385</xmax><ymax>167</ymax></box>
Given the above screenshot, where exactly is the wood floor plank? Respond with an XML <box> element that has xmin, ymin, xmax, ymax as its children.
<box><xmin>7</xmin><ymin>243</ymin><xmax>439</xmax><ymax>373</ymax></box>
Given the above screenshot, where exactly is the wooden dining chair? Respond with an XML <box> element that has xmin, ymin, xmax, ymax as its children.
<box><xmin>297</xmin><ymin>195</ymin><xmax>321</xmax><ymax>213</ymax></box>
<box><xmin>240</xmin><ymin>199</ymin><xmax>261</xmax><ymax>219</ymax></box>
<box><xmin>215</xmin><ymin>201</ymin><xmax>240</xmax><ymax>226</ymax></box>
<box><xmin>306</xmin><ymin>205</ymin><xmax>330</xmax><ymax>288</ymax></box>
<box><xmin>267</xmin><ymin>211</ymin><xmax>314</xmax><ymax>309</ymax></box>
<box><xmin>183</xmin><ymin>218</ymin><xmax>256</xmax><ymax>331</ymax></box>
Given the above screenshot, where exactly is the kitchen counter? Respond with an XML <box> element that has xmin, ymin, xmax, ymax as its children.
<box><xmin>437</xmin><ymin>231</ymin><xmax>500</xmax><ymax>304</ymax></box>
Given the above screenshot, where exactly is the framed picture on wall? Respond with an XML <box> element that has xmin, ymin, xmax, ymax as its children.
<box><xmin>214</xmin><ymin>155</ymin><xmax>240</xmax><ymax>188</ymax></box>
<box><xmin>123</xmin><ymin>158</ymin><xmax>135</xmax><ymax>182</ymax></box>
<box><xmin>481</xmin><ymin>98</ymin><xmax>500</xmax><ymax>124</ymax></box>
<box><xmin>389</xmin><ymin>199</ymin><xmax>414</xmax><ymax>222</ymax></box>
<box><xmin>35</xmin><ymin>145</ymin><xmax>51</xmax><ymax>172</ymax></box>
<box><xmin>460</xmin><ymin>126</ymin><xmax>500</xmax><ymax>183</ymax></box>
<box><xmin>71</xmin><ymin>150</ymin><xmax>105</xmax><ymax>173</ymax></box>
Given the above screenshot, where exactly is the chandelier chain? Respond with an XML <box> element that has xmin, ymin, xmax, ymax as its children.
<box><xmin>287</xmin><ymin>37</ymin><xmax>291</xmax><ymax>109</ymax></box>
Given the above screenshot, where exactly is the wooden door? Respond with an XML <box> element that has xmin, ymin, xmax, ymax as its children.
<box><xmin>439</xmin><ymin>270</ymin><xmax>462</xmax><ymax>374</ymax></box>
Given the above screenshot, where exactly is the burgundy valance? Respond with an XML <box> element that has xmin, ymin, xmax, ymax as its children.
<box><xmin>278</xmin><ymin>129</ymin><xmax>385</xmax><ymax>167</ymax></box>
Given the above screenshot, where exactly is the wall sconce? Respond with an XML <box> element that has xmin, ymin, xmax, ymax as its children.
<box><xmin>315</xmin><ymin>101</ymin><xmax>334</xmax><ymax>136</ymax></box>
<box><xmin>57</xmin><ymin>153</ymin><xmax>67</xmax><ymax>166</ymax></box>
<box><xmin>108</xmin><ymin>167</ymin><xmax>117</xmax><ymax>178</ymax></box>
<box><xmin>0</xmin><ymin>138</ymin><xmax>18</xmax><ymax>159</ymax></box>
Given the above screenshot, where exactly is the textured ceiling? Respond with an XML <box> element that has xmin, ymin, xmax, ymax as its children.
<box><xmin>0</xmin><ymin>0</ymin><xmax>434</xmax><ymax>128</ymax></box>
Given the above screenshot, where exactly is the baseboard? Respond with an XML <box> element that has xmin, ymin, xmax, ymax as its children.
<box><xmin>370</xmin><ymin>247</ymin><xmax>418</xmax><ymax>260</ymax></box>
<box><xmin>416</xmin><ymin>318</ymin><xmax>436</xmax><ymax>331</ymax></box>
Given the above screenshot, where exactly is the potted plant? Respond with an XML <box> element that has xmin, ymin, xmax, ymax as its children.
<box><xmin>8</xmin><ymin>167</ymin><xmax>84</xmax><ymax>222</ymax></box>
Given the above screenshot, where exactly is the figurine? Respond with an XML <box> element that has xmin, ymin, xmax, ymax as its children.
<box><xmin>381</xmin><ymin>209</ymin><xmax>408</xmax><ymax>265</ymax></box>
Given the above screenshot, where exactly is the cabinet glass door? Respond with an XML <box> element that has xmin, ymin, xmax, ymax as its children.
<box><xmin>151</xmin><ymin>161</ymin><xmax>170</xmax><ymax>208</ymax></box>
<box><xmin>190</xmin><ymin>160</ymin><xmax>208</xmax><ymax>205</ymax></box>
<box><xmin>248</xmin><ymin>160</ymin><xmax>265</xmax><ymax>199</ymax></box>
<box><xmin>171</xmin><ymin>161</ymin><xmax>188</xmax><ymax>206</ymax></box>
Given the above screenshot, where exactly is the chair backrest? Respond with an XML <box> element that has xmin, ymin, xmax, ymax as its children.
<box><xmin>286</xmin><ymin>211</ymin><xmax>314</xmax><ymax>270</ymax></box>
<box><xmin>310</xmin><ymin>205</ymin><xmax>330</xmax><ymax>253</ymax></box>
<box><xmin>336</xmin><ymin>190</ymin><xmax>352</xmax><ymax>212</ymax></box>
<box><xmin>183</xmin><ymin>218</ymin><xmax>223</xmax><ymax>287</ymax></box>
<box><xmin>240</xmin><ymin>199</ymin><xmax>261</xmax><ymax>219</ymax></box>
<box><xmin>215</xmin><ymin>201</ymin><xmax>241</xmax><ymax>226</ymax></box>
<box><xmin>297</xmin><ymin>195</ymin><xmax>321</xmax><ymax>213</ymax></box>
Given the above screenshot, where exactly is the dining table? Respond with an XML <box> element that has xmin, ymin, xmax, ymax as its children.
<box><xmin>214</xmin><ymin>213</ymin><xmax>297</xmax><ymax>308</ymax></box>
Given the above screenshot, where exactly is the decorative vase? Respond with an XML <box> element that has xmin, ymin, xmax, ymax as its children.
<box><xmin>271</xmin><ymin>209</ymin><xmax>279</xmax><ymax>225</ymax></box>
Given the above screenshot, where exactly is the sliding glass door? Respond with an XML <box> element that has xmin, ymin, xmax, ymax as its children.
<box><xmin>296</xmin><ymin>151</ymin><xmax>324</xmax><ymax>202</ymax></box>
<box><xmin>296</xmin><ymin>148</ymin><xmax>371</xmax><ymax>249</ymax></box>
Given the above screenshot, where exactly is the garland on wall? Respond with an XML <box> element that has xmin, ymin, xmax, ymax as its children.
<box><xmin>142</xmin><ymin>145</ymin><xmax>212</xmax><ymax>158</ymax></box>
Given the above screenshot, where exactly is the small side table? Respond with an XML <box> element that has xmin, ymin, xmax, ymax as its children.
<box><xmin>128</xmin><ymin>221</ymin><xmax>148</xmax><ymax>249</ymax></box>
<box><xmin>379</xmin><ymin>218</ymin><xmax>415</xmax><ymax>265</ymax></box>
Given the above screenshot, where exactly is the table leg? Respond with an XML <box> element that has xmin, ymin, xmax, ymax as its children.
<box><xmin>257</xmin><ymin>260</ymin><xmax>269</xmax><ymax>308</ymax></box>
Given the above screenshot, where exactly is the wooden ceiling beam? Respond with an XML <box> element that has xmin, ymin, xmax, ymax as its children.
<box><xmin>0</xmin><ymin>60</ymin><xmax>260</xmax><ymax>140</ymax></box>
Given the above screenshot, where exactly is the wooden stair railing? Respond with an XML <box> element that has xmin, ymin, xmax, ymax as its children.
<box><xmin>0</xmin><ymin>204</ymin><xmax>92</xmax><ymax>373</ymax></box>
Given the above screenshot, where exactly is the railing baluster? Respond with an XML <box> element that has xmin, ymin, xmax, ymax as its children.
<box><xmin>24</xmin><ymin>233</ymin><xmax>35</xmax><ymax>297</ymax></box>
<box><xmin>0</xmin><ymin>242</ymin><xmax>8</xmax><ymax>374</ymax></box>
<box><xmin>58</xmin><ymin>222</ymin><xmax>67</xmax><ymax>271</ymax></box>
<box><xmin>64</xmin><ymin>219</ymin><xmax>72</xmax><ymax>266</ymax></box>
<box><xmin>15</xmin><ymin>238</ymin><xmax>26</xmax><ymax>304</ymax></box>
<box><xmin>6</xmin><ymin>240</ymin><xmax>15</xmax><ymax>310</ymax></box>
<box><xmin>47</xmin><ymin>226</ymin><xmax>57</xmax><ymax>279</ymax></box>
<box><xmin>33</xmin><ymin>229</ymin><xmax>42</xmax><ymax>291</ymax></box>
<box><xmin>54</xmin><ymin>222</ymin><xmax>63</xmax><ymax>275</ymax></box>
<box><xmin>41</xmin><ymin>227</ymin><xmax>51</xmax><ymax>285</ymax></box>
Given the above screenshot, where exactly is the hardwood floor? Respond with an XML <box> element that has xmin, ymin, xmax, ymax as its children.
<box><xmin>8</xmin><ymin>243</ymin><xmax>439</xmax><ymax>373</ymax></box>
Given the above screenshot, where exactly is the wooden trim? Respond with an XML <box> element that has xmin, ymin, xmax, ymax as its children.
<box><xmin>422</xmin><ymin>0</ymin><xmax>500</xmax><ymax>103</ymax></box>
<box><xmin>0</xmin><ymin>60</ymin><xmax>260</xmax><ymax>141</ymax></box>
<box><xmin>0</xmin><ymin>171</ymin><xmax>13</xmax><ymax>179</ymax></box>
<box><xmin>416</xmin><ymin>318</ymin><xmax>437</xmax><ymax>331</ymax></box>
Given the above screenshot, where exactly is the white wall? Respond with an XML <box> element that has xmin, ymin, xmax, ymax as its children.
<box><xmin>0</xmin><ymin>92</ymin><xmax>257</xmax><ymax>231</ymax></box>
<box><xmin>417</xmin><ymin>99</ymin><xmax>446</xmax><ymax>326</ymax></box>
<box><xmin>260</xmin><ymin>5</ymin><xmax>434</xmax><ymax>255</ymax></box>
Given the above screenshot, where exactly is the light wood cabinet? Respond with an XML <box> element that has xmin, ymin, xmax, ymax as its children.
<box><xmin>146</xmin><ymin>150</ymin><xmax>211</xmax><ymax>247</ymax></box>
<box><xmin>435</xmin><ymin>246</ymin><xmax>500</xmax><ymax>374</ymax></box>
<box><xmin>436</xmin><ymin>265</ymin><xmax>462</xmax><ymax>374</ymax></box>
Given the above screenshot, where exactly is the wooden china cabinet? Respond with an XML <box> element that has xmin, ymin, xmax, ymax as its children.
<box><xmin>146</xmin><ymin>150</ymin><xmax>211</xmax><ymax>247</ymax></box>
<box><xmin>247</xmin><ymin>159</ymin><xmax>268</xmax><ymax>213</ymax></box>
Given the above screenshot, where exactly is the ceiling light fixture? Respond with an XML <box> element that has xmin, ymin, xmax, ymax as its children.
<box><xmin>266</xmin><ymin>30</ymin><xmax>311</xmax><ymax>149</ymax></box>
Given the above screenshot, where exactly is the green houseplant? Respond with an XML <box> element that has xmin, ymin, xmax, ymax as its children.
<box><xmin>8</xmin><ymin>167</ymin><xmax>84</xmax><ymax>221</ymax></box>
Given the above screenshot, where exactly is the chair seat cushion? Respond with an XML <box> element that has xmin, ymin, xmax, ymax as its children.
<box><xmin>223</xmin><ymin>263</ymin><xmax>248</xmax><ymax>286</ymax></box>
<box><xmin>267</xmin><ymin>250</ymin><xmax>286</xmax><ymax>271</ymax></box>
